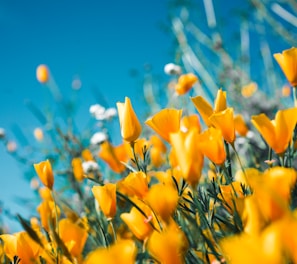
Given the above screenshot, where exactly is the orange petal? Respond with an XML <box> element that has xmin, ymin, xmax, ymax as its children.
<box><xmin>145</xmin><ymin>108</ymin><xmax>182</xmax><ymax>142</ymax></box>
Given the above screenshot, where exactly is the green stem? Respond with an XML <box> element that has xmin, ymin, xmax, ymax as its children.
<box><xmin>131</xmin><ymin>141</ymin><xmax>141</xmax><ymax>171</ymax></box>
<box><xmin>293</xmin><ymin>86</ymin><xmax>297</xmax><ymax>107</ymax></box>
<box><xmin>224</xmin><ymin>141</ymin><xmax>233</xmax><ymax>182</ymax></box>
<box><xmin>108</xmin><ymin>219</ymin><xmax>117</xmax><ymax>243</ymax></box>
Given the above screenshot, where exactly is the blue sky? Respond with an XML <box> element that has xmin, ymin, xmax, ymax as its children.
<box><xmin>0</xmin><ymin>0</ymin><xmax>173</xmax><ymax>231</ymax></box>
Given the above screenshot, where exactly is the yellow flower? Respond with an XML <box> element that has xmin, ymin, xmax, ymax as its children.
<box><xmin>59</xmin><ymin>218</ymin><xmax>88</xmax><ymax>258</ymax></box>
<box><xmin>175</xmin><ymin>73</ymin><xmax>198</xmax><ymax>95</ymax></box>
<box><xmin>145</xmin><ymin>108</ymin><xmax>182</xmax><ymax>142</ymax></box>
<box><xmin>117</xmin><ymin>97</ymin><xmax>142</xmax><ymax>142</ymax></box>
<box><xmin>170</xmin><ymin>128</ymin><xmax>204</xmax><ymax>187</ymax></box>
<box><xmin>220</xmin><ymin>226</ymin><xmax>283</xmax><ymax>264</ymax></box>
<box><xmin>209</xmin><ymin>107</ymin><xmax>235</xmax><ymax>144</ymax></box>
<box><xmin>147</xmin><ymin>220</ymin><xmax>188</xmax><ymax>264</ymax></box>
<box><xmin>251</xmin><ymin>107</ymin><xmax>297</xmax><ymax>154</ymax></box>
<box><xmin>117</xmin><ymin>171</ymin><xmax>149</xmax><ymax>199</ymax></box>
<box><xmin>274</xmin><ymin>47</ymin><xmax>297</xmax><ymax>87</ymax></box>
<box><xmin>82</xmin><ymin>149</ymin><xmax>94</xmax><ymax>161</ymax></box>
<box><xmin>197</xmin><ymin>127</ymin><xmax>226</xmax><ymax>165</ymax></box>
<box><xmin>36</xmin><ymin>64</ymin><xmax>49</xmax><ymax>84</ymax></box>
<box><xmin>234</xmin><ymin>114</ymin><xmax>249</xmax><ymax>137</ymax></box>
<box><xmin>120</xmin><ymin>206</ymin><xmax>154</xmax><ymax>240</ymax></box>
<box><xmin>72</xmin><ymin>157</ymin><xmax>84</xmax><ymax>181</ymax></box>
<box><xmin>146</xmin><ymin>183</ymin><xmax>179</xmax><ymax>221</ymax></box>
<box><xmin>98</xmin><ymin>141</ymin><xmax>128</xmax><ymax>173</ymax></box>
<box><xmin>1</xmin><ymin>232</ymin><xmax>41</xmax><ymax>263</ymax></box>
<box><xmin>33</xmin><ymin>159</ymin><xmax>54</xmax><ymax>190</ymax></box>
<box><xmin>241</xmin><ymin>82</ymin><xmax>258</xmax><ymax>98</ymax></box>
<box><xmin>180</xmin><ymin>114</ymin><xmax>201</xmax><ymax>133</ymax></box>
<box><xmin>191</xmin><ymin>89</ymin><xmax>227</xmax><ymax>126</ymax></box>
<box><xmin>37</xmin><ymin>199</ymin><xmax>60</xmax><ymax>232</ymax></box>
<box><xmin>92</xmin><ymin>183</ymin><xmax>117</xmax><ymax>219</ymax></box>
<box><xmin>84</xmin><ymin>239</ymin><xmax>137</xmax><ymax>264</ymax></box>
<box><xmin>149</xmin><ymin>135</ymin><xmax>167</xmax><ymax>168</ymax></box>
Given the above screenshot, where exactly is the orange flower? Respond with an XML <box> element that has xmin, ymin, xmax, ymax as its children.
<box><xmin>117</xmin><ymin>171</ymin><xmax>149</xmax><ymax>199</ymax></box>
<box><xmin>82</xmin><ymin>149</ymin><xmax>94</xmax><ymax>161</ymax></box>
<box><xmin>149</xmin><ymin>135</ymin><xmax>167</xmax><ymax>168</ymax></box>
<box><xmin>175</xmin><ymin>73</ymin><xmax>198</xmax><ymax>95</ymax></box>
<box><xmin>146</xmin><ymin>184</ymin><xmax>179</xmax><ymax>221</ymax></box>
<box><xmin>180</xmin><ymin>114</ymin><xmax>201</xmax><ymax>133</ymax></box>
<box><xmin>59</xmin><ymin>218</ymin><xmax>88</xmax><ymax>258</ymax></box>
<box><xmin>209</xmin><ymin>107</ymin><xmax>235</xmax><ymax>144</ymax></box>
<box><xmin>145</xmin><ymin>108</ymin><xmax>182</xmax><ymax>142</ymax></box>
<box><xmin>251</xmin><ymin>107</ymin><xmax>297</xmax><ymax>154</ymax></box>
<box><xmin>72</xmin><ymin>157</ymin><xmax>84</xmax><ymax>181</ymax></box>
<box><xmin>197</xmin><ymin>127</ymin><xmax>226</xmax><ymax>165</ymax></box>
<box><xmin>241</xmin><ymin>82</ymin><xmax>258</xmax><ymax>98</ymax></box>
<box><xmin>147</xmin><ymin>220</ymin><xmax>188</xmax><ymax>264</ymax></box>
<box><xmin>36</xmin><ymin>64</ymin><xmax>49</xmax><ymax>84</ymax></box>
<box><xmin>234</xmin><ymin>114</ymin><xmax>249</xmax><ymax>137</ymax></box>
<box><xmin>1</xmin><ymin>232</ymin><xmax>41</xmax><ymax>263</ymax></box>
<box><xmin>117</xmin><ymin>97</ymin><xmax>142</xmax><ymax>142</ymax></box>
<box><xmin>37</xmin><ymin>199</ymin><xmax>60</xmax><ymax>232</ymax></box>
<box><xmin>84</xmin><ymin>239</ymin><xmax>137</xmax><ymax>264</ymax></box>
<box><xmin>170</xmin><ymin>128</ymin><xmax>204</xmax><ymax>186</ymax></box>
<box><xmin>248</xmin><ymin>167</ymin><xmax>297</xmax><ymax>222</ymax></box>
<box><xmin>92</xmin><ymin>183</ymin><xmax>117</xmax><ymax>219</ymax></box>
<box><xmin>274</xmin><ymin>47</ymin><xmax>297</xmax><ymax>87</ymax></box>
<box><xmin>98</xmin><ymin>141</ymin><xmax>128</xmax><ymax>173</ymax></box>
<box><xmin>33</xmin><ymin>159</ymin><xmax>54</xmax><ymax>190</ymax></box>
<box><xmin>191</xmin><ymin>89</ymin><xmax>227</xmax><ymax>126</ymax></box>
<box><xmin>121</xmin><ymin>206</ymin><xmax>154</xmax><ymax>240</ymax></box>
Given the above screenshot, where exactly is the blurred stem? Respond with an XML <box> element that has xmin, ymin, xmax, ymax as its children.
<box><xmin>224</xmin><ymin>141</ymin><xmax>233</xmax><ymax>182</ymax></box>
<box><xmin>231</xmin><ymin>144</ymin><xmax>249</xmax><ymax>186</ymax></box>
<box><xmin>51</xmin><ymin>190</ymin><xmax>60</xmax><ymax>263</ymax></box>
<box><xmin>292</xmin><ymin>86</ymin><xmax>297</xmax><ymax>108</ymax></box>
<box><xmin>131</xmin><ymin>141</ymin><xmax>141</xmax><ymax>171</ymax></box>
<box><xmin>108</xmin><ymin>219</ymin><xmax>117</xmax><ymax>243</ymax></box>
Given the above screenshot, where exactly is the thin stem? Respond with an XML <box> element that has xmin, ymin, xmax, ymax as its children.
<box><xmin>131</xmin><ymin>141</ymin><xmax>141</xmax><ymax>171</ymax></box>
<box><xmin>293</xmin><ymin>86</ymin><xmax>297</xmax><ymax>107</ymax></box>
<box><xmin>108</xmin><ymin>219</ymin><xmax>117</xmax><ymax>243</ymax></box>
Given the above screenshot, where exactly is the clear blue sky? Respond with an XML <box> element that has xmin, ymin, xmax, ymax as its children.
<box><xmin>0</xmin><ymin>0</ymin><xmax>173</xmax><ymax>231</ymax></box>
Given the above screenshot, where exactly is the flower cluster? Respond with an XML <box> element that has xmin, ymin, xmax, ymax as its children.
<box><xmin>2</xmin><ymin>45</ymin><xmax>297</xmax><ymax>263</ymax></box>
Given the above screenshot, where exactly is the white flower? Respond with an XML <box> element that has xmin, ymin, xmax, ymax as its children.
<box><xmin>82</xmin><ymin>161</ymin><xmax>99</xmax><ymax>173</ymax></box>
<box><xmin>164</xmin><ymin>63</ymin><xmax>182</xmax><ymax>75</ymax></box>
<box><xmin>89</xmin><ymin>104</ymin><xmax>105</xmax><ymax>116</ymax></box>
<box><xmin>90</xmin><ymin>132</ymin><xmax>107</xmax><ymax>145</ymax></box>
<box><xmin>104</xmin><ymin>108</ymin><xmax>117</xmax><ymax>119</ymax></box>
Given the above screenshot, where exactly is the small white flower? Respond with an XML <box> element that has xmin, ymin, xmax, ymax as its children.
<box><xmin>90</xmin><ymin>132</ymin><xmax>107</xmax><ymax>145</ymax></box>
<box><xmin>89</xmin><ymin>104</ymin><xmax>105</xmax><ymax>116</ymax></box>
<box><xmin>164</xmin><ymin>63</ymin><xmax>182</xmax><ymax>75</ymax></box>
<box><xmin>104</xmin><ymin>108</ymin><xmax>117</xmax><ymax>119</ymax></box>
<box><xmin>82</xmin><ymin>161</ymin><xmax>99</xmax><ymax>173</ymax></box>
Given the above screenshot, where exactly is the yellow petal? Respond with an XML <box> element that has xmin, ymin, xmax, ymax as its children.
<box><xmin>59</xmin><ymin>218</ymin><xmax>88</xmax><ymax>257</ymax></box>
<box><xmin>214</xmin><ymin>89</ymin><xmax>227</xmax><ymax>112</ymax></box>
<box><xmin>274</xmin><ymin>47</ymin><xmax>297</xmax><ymax>86</ymax></box>
<box><xmin>92</xmin><ymin>183</ymin><xmax>117</xmax><ymax>219</ymax></box>
<box><xmin>275</xmin><ymin>107</ymin><xmax>297</xmax><ymax>153</ymax></box>
<box><xmin>117</xmin><ymin>97</ymin><xmax>142</xmax><ymax>142</ymax></box>
<box><xmin>191</xmin><ymin>96</ymin><xmax>213</xmax><ymax>126</ymax></box>
<box><xmin>145</xmin><ymin>108</ymin><xmax>182</xmax><ymax>142</ymax></box>
<box><xmin>209</xmin><ymin>107</ymin><xmax>235</xmax><ymax>144</ymax></box>
<box><xmin>120</xmin><ymin>207</ymin><xmax>153</xmax><ymax>240</ymax></box>
<box><xmin>251</xmin><ymin>113</ymin><xmax>276</xmax><ymax>152</ymax></box>
<box><xmin>33</xmin><ymin>159</ymin><xmax>54</xmax><ymax>190</ymax></box>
